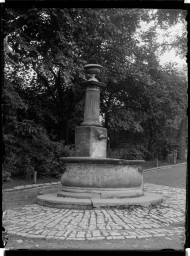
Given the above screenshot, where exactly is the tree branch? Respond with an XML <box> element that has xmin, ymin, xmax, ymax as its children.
<box><xmin>32</xmin><ymin>62</ymin><xmax>57</xmax><ymax>104</ymax></box>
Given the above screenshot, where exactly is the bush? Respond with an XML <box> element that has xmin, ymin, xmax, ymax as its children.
<box><xmin>156</xmin><ymin>137</ymin><xmax>179</xmax><ymax>160</ymax></box>
<box><xmin>2</xmin><ymin>170</ymin><xmax>11</xmax><ymax>181</ymax></box>
<box><xmin>108</xmin><ymin>144</ymin><xmax>148</xmax><ymax>160</ymax></box>
<box><xmin>122</xmin><ymin>144</ymin><xmax>148</xmax><ymax>160</ymax></box>
<box><xmin>3</xmin><ymin>120</ymin><xmax>74</xmax><ymax>178</ymax></box>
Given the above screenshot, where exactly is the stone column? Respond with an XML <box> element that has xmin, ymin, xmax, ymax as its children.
<box><xmin>82</xmin><ymin>85</ymin><xmax>101</xmax><ymax>126</ymax></box>
<box><xmin>75</xmin><ymin>64</ymin><xmax>107</xmax><ymax>158</ymax></box>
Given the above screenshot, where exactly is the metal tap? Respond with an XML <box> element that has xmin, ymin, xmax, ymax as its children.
<box><xmin>98</xmin><ymin>134</ymin><xmax>108</xmax><ymax>140</ymax></box>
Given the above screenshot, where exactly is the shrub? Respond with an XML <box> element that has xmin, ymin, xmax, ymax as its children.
<box><xmin>3</xmin><ymin>120</ymin><xmax>74</xmax><ymax>178</ymax></box>
<box><xmin>120</xmin><ymin>144</ymin><xmax>149</xmax><ymax>160</ymax></box>
<box><xmin>2</xmin><ymin>170</ymin><xmax>11</xmax><ymax>181</ymax></box>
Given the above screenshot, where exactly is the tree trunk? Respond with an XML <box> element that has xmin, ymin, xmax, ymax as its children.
<box><xmin>178</xmin><ymin>117</ymin><xmax>187</xmax><ymax>160</ymax></box>
<box><xmin>104</xmin><ymin>112</ymin><xmax>110</xmax><ymax>129</ymax></box>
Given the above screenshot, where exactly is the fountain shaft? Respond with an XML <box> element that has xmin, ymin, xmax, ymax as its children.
<box><xmin>82</xmin><ymin>85</ymin><xmax>101</xmax><ymax>126</ymax></box>
<box><xmin>75</xmin><ymin>66</ymin><xmax>107</xmax><ymax>158</ymax></box>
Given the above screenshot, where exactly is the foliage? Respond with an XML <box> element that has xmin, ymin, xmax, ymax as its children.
<box><xmin>3</xmin><ymin>7</ymin><xmax>187</xmax><ymax>165</ymax></box>
<box><xmin>3</xmin><ymin>119</ymin><xmax>73</xmax><ymax>178</ymax></box>
<box><xmin>2</xmin><ymin>170</ymin><xmax>11</xmax><ymax>182</ymax></box>
<box><xmin>122</xmin><ymin>144</ymin><xmax>149</xmax><ymax>160</ymax></box>
<box><xmin>109</xmin><ymin>143</ymin><xmax>149</xmax><ymax>160</ymax></box>
<box><xmin>2</xmin><ymin>79</ymin><xmax>74</xmax><ymax>178</ymax></box>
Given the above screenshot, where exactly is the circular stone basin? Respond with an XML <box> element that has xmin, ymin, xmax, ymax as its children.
<box><xmin>60</xmin><ymin>157</ymin><xmax>144</xmax><ymax>198</ymax></box>
<box><xmin>37</xmin><ymin>157</ymin><xmax>163</xmax><ymax>209</ymax></box>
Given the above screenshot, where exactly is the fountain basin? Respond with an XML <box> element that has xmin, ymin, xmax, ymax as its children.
<box><xmin>37</xmin><ymin>157</ymin><xmax>163</xmax><ymax>209</ymax></box>
<box><xmin>60</xmin><ymin>157</ymin><xmax>144</xmax><ymax>198</ymax></box>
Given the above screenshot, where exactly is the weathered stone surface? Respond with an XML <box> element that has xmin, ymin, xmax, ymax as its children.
<box><xmin>91</xmin><ymin>192</ymin><xmax>163</xmax><ymax>208</ymax></box>
<box><xmin>75</xmin><ymin>126</ymin><xmax>107</xmax><ymax>158</ymax></box>
<box><xmin>36</xmin><ymin>191</ymin><xmax>163</xmax><ymax>209</ymax></box>
<box><xmin>37</xmin><ymin>194</ymin><xmax>93</xmax><ymax>209</ymax></box>
<box><xmin>37</xmin><ymin>194</ymin><xmax>92</xmax><ymax>205</ymax></box>
<box><xmin>61</xmin><ymin>162</ymin><xmax>143</xmax><ymax>189</ymax></box>
<box><xmin>82</xmin><ymin>86</ymin><xmax>101</xmax><ymax>126</ymax></box>
<box><xmin>59</xmin><ymin>186</ymin><xmax>144</xmax><ymax>199</ymax></box>
<box><xmin>61</xmin><ymin>185</ymin><xmax>143</xmax><ymax>193</ymax></box>
<box><xmin>57</xmin><ymin>188</ymin><xmax>143</xmax><ymax>199</ymax></box>
<box><xmin>100</xmin><ymin>189</ymin><xmax>143</xmax><ymax>198</ymax></box>
<box><xmin>57</xmin><ymin>191</ymin><xmax>101</xmax><ymax>199</ymax></box>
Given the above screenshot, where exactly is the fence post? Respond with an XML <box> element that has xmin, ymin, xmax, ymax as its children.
<box><xmin>33</xmin><ymin>171</ymin><xmax>37</xmax><ymax>184</ymax></box>
<box><xmin>155</xmin><ymin>157</ymin><xmax>158</xmax><ymax>167</ymax></box>
<box><xmin>173</xmin><ymin>150</ymin><xmax>177</xmax><ymax>165</ymax></box>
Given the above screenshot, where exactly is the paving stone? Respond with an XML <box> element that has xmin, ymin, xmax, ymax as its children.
<box><xmin>77</xmin><ymin>231</ymin><xmax>85</xmax><ymax>238</ymax></box>
<box><xmin>55</xmin><ymin>231</ymin><xmax>66</xmax><ymax>236</ymax></box>
<box><xmin>136</xmin><ymin>234</ymin><xmax>152</xmax><ymax>239</ymax></box>
<box><xmin>67</xmin><ymin>237</ymin><xmax>85</xmax><ymax>240</ymax></box>
<box><xmin>124</xmin><ymin>235</ymin><xmax>137</xmax><ymax>238</ymax></box>
<box><xmin>154</xmin><ymin>234</ymin><xmax>166</xmax><ymax>237</ymax></box>
<box><xmin>112</xmin><ymin>236</ymin><xmax>125</xmax><ymax>239</ymax></box>
<box><xmin>87</xmin><ymin>237</ymin><xmax>105</xmax><ymax>240</ymax></box>
<box><xmin>46</xmin><ymin>236</ymin><xmax>56</xmax><ymax>240</ymax></box>
<box><xmin>106</xmin><ymin>236</ymin><xmax>114</xmax><ymax>240</ymax></box>
<box><xmin>86</xmin><ymin>232</ymin><xmax>92</xmax><ymax>238</ymax></box>
<box><xmin>41</xmin><ymin>230</ymin><xmax>51</xmax><ymax>236</ymax></box>
<box><xmin>109</xmin><ymin>231</ymin><xmax>122</xmax><ymax>236</ymax></box>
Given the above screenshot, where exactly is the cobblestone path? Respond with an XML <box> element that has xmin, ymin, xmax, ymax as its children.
<box><xmin>3</xmin><ymin>183</ymin><xmax>186</xmax><ymax>241</ymax></box>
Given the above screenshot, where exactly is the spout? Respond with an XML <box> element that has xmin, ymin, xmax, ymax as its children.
<box><xmin>98</xmin><ymin>134</ymin><xmax>108</xmax><ymax>140</ymax></box>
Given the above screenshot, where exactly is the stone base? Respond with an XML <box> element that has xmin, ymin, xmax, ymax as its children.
<box><xmin>37</xmin><ymin>192</ymin><xmax>163</xmax><ymax>210</ymax></box>
<box><xmin>58</xmin><ymin>185</ymin><xmax>144</xmax><ymax>198</ymax></box>
<box><xmin>75</xmin><ymin>126</ymin><xmax>107</xmax><ymax>158</ymax></box>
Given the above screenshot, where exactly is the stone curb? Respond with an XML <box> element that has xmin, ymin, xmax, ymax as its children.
<box><xmin>3</xmin><ymin>182</ymin><xmax>61</xmax><ymax>192</ymax></box>
<box><xmin>143</xmin><ymin>162</ymin><xmax>186</xmax><ymax>172</ymax></box>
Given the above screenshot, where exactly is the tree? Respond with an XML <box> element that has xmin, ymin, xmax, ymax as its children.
<box><xmin>4</xmin><ymin>8</ymin><xmax>88</xmax><ymax>142</ymax></box>
<box><xmin>4</xmin><ymin>7</ymin><xmax>187</xmax><ymax>162</ymax></box>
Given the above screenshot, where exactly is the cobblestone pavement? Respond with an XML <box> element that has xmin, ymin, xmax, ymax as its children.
<box><xmin>3</xmin><ymin>183</ymin><xmax>186</xmax><ymax>241</ymax></box>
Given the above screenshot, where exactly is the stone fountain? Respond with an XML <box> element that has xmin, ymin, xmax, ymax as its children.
<box><xmin>37</xmin><ymin>64</ymin><xmax>163</xmax><ymax>209</ymax></box>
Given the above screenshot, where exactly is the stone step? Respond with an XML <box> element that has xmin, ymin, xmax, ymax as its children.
<box><xmin>57</xmin><ymin>191</ymin><xmax>101</xmax><ymax>199</ymax></box>
<box><xmin>37</xmin><ymin>192</ymin><xmax>163</xmax><ymax>210</ymax></box>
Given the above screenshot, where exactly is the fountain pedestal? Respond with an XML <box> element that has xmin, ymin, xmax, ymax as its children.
<box><xmin>75</xmin><ymin>126</ymin><xmax>107</xmax><ymax>158</ymax></box>
<box><xmin>37</xmin><ymin>64</ymin><xmax>163</xmax><ymax>209</ymax></box>
<box><xmin>81</xmin><ymin>81</ymin><xmax>105</xmax><ymax>126</ymax></box>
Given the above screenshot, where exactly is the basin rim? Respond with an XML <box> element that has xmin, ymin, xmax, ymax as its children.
<box><xmin>60</xmin><ymin>157</ymin><xmax>144</xmax><ymax>165</ymax></box>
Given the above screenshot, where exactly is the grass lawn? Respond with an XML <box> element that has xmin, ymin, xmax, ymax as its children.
<box><xmin>2</xmin><ymin>176</ymin><xmax>60</xmax><ymax>190</ymax></box>
<box><xmin>141</xmin><ymin>159</ymin><xmax>185</xmax><ymax>170</ymax></box>
<box><xmin>144</xmin><ymin>163</ymin><xmax>186</xmax><ymax>188</ymax></box>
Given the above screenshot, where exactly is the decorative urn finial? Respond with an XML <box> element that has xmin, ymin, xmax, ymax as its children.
<box><xmin>84</xmin><ymin>64</ymin><xmax>103</xmax><ymax>82</ymax></box>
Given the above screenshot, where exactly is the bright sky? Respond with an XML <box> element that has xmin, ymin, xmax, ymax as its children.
<box><xmin>158</xmin><ymin>49</ymin><xmax>186</xmax><ymax>69</ymax></box>
<box><xmin>136</xmin><ymin>16</ymin><xmax>187</xmax><ymax>71</ymax></box>
<box><xmin>155</xmin><ymin>23</ymin><xmax>187</xmax><ymax>69</ymax></box>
